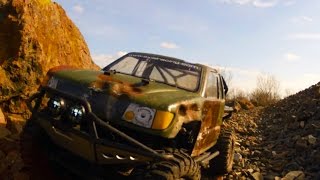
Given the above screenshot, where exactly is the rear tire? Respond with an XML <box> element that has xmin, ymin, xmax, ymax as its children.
<box><xmin>207</xmin><ymin>129</ymin><xmax>235</xmax><ymax>175</ymax></box>
<box><xmin>134</xmin><ymin>149</ymin><xmax>201</xmax><ymax>180</ymax></box>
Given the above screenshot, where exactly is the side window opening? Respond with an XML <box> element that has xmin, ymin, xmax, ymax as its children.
<box><xmin>110</xmin><ymin>56</ymin><xmax>139</xmax><ymax>74</ymax></box>
<box><xmin>205</xmin><ymin>72</ymin><xmax>218</xmax><ymax>98</ymax></box>
<box><xmin>216</xmin><ymin>77</ymin><xmax>220</xmax><ymax>98</ymax></box>
<box><xmin>219</xmin><ymin>76</ymin><xmax>225</xmax><ymax>99</ymax></box>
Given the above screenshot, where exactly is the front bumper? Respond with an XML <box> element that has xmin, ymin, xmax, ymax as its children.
<box><xmin>30</xmin><ymin>86</ymin><xmax>171</xmax><ymax>165</ymax></box>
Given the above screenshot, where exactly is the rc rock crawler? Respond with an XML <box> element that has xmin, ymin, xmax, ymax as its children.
<box><xmin>24</xmin><ymin>52</ymin><xmax>235</xmax><ymax>179</ymax></box>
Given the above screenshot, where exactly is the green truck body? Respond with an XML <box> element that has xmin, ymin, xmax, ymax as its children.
<box><xmin>28</xmin><ymin>52</ymin><xmax>234</xmax><ymax>179</ymax></box>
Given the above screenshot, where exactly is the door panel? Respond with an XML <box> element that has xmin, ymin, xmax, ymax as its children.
<box><xmin>192</xmin><ymin>70</ymin><xmax>225</xmax><ymax>156</ymax></box>
<box><xmin>191</xmin><ymin>99</ymin><xmax>224</xmax><ymax>156</ymax></box>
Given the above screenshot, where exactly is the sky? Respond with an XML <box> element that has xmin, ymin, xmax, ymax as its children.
<box><xmin>53</xmin><ymin>0</ymin><xmax>320</xmax><ymax>96</ymax></box>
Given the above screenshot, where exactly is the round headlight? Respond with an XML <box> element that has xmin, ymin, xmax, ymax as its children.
<box><xmin>135</xmin><ymin>108</ymin><xmax>153</xmax><ymax>122</ymax></box>
<box><xmin>133</xmin><ymin>107</ymin><xmax>154</xmax><ymax>128</ymax></box>
<box><xmin>47</xmin><ymin>97</ymin><xmax>65</xmax><ymax>116</ymax></box>
<box><xmin>122</xmin><ymin>103</ymin><xmax>155</xmax><ymax>128</ymax></box>
<box><xmin>68</xmin><ymin>105</ymin><xmax>86</xmax><ymax>124</ymax></box>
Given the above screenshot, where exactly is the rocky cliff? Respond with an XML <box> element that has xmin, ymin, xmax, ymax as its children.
<box><xmin>0</xmin><ymin>0</ymin><xmax>99</xmax><ymax>126</ymax></box>
<box><xmin>222</xmin><ymin>81</ymin><xmax>320</xmax><ymax>180</ymax></box>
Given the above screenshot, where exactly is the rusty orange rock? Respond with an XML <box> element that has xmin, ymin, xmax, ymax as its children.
<box><xmin>0</xmin><ymin>0</ymin><xmax>99</xmax><ymax>116</ymax></box>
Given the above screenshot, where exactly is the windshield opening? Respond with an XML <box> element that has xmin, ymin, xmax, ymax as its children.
<box><xmin>103</xmin><ymin>54</ymin><xmax>202</xmax><ymax>92</ymax></box>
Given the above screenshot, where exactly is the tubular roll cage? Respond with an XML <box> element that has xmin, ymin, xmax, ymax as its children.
<box><xmin>28</xmin><ymin>86</ymin><xmax>219</xmax><ymax>164</ymax></box>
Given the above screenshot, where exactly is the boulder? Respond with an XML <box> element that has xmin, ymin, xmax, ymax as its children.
<box><xmin>225</xmin><ymin>100</ymin><xmax>242</xmax><ymax>112</ymax></box>
<box><xmin>0</xmin><ymin>0</ymin><xmax>100</xmax><ymax>179</ymax></box>
<box><xmin>250</xmin><ymin>172</ymin><xmax>263</xmax><ymax>180</ymax></box>
<box><xmin>0</xmin><ymin>0</ymin><xmax>99</xmax><ymax>117</ymax></box>
<box><xmin>281</xmin><ymin>171</ymin><xmax>305</xmax><ymax>180</ymax></box>
<box><xmin>237</xmin><ymin>97</ymin><xmax>255</xmax><ymax>110</ymax></box>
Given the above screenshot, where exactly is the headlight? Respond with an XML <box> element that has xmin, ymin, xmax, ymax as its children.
<box><xmin>122</xmin><ymin>103</ymin><xmax>174</xmax><ymax>130</ymax></box>
<box><xmin>47</xmin><ymin>97</ymin><xmax>65</xmax><ymax>116</ymax></box>
<box><xmin>68</xmin><ymin>105</ymin><xmax>86</xmax><ymax>124</ymax></box>
<box><xmin>123</xmin><ymin>104</ymin><xmax>155</xmax><ymax>128</ymax></box>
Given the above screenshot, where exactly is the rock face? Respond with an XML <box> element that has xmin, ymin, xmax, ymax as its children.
<box><xmin>223</xmin><ymin>81</ymin><xmax>320</xmax><ymax>180</ymax></box>
<box><xmin>0</xmin><ymin>0</ymin><xmax>99</xmax><ymax>118</ymax></box>
<box><xmin>0</xmin><ymin>0</ymin><xmax>99</xmax><ymax>179</ymax></box>
<box><xmin>259</xmin><ymin>82</ymin><xmax>320</xmax><ymax>179</ymax></box>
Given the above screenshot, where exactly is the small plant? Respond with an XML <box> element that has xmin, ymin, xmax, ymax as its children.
<box><xmin>250</xmin><ymin>73</ymin><xmax>281</xmax><ymax>106</ymax></box>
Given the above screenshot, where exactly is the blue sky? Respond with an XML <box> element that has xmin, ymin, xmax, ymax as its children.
<box><xmin>53</xmin><ymin>0</ymin><xmax>320</xmax><ymax>95</ymax></box>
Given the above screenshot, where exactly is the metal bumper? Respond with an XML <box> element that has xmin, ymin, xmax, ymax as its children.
<box><xmin>29</xmin><ymin>86</ymin><xmax>171</xmax><ymax>164</ymax></box>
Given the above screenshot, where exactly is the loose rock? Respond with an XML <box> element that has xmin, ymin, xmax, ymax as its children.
<box><xmin>307</xmin><ymin>135</ymin><xmax>316</xmax><ymax>145</ymax></box>
<box><xmin>282</xmin><ymin>171</ymin><xmax>305</xmax><ymax>180</ymax></box>
<box><xmin>0</xmin><ymin>108</ymin><xmax>6</xmax><ymax>126</ymax></box>
<box><xmin>223</xmin><ymin>82</ymin><xmax>320</xmax><ymax>180</ymax></box>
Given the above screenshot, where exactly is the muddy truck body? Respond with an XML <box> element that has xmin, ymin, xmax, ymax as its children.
<box><xmin>27</xmin><ymin>52</ymin><xmax>235</xmax><ymax>179</ymax></box>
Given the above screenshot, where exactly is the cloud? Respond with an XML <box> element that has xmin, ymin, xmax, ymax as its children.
<box><xmin>253</xmin><ymin>0</ymin><xmax>278</xmax><ymax>8</ymax></box>
<box><xmin>290</xmin><ymin>16</ymin><xmax>313</xmax><ymax>24</ymax></box>
<box><xmin>283</xmin><ymin>0</ymin><xmax>296</xmax><ymax>6</ymax></box>
<box><xmin>72</xmin><ymin>5</ymin><xmax>84</xmax><ymax>14</ymax></box>
<box><xmin>116</xmin><ymin>51</ymin><xmax>127</xmax><ymax>57</ymax></box>
<box><xmin>160</xmin><ymin>42</ymin><xmax>180</xmax><ymax>49</ymax></box>
<box><xmin>92</xmin><ymin>54</ymin><xmax>114</xmax><ymax>68</ymax></box>
<box><xmin>220</xmin><ymin>0</ymin><xmax>251</xmax><ymax>5</ymax></box>
<box><xmin>288</xmin><ymin>33</ymin><xmax>320</xmax><ymax>40</ymax></box>
<box><xmin>219</xmin><ymin>0</ymin><xmax>278</xmax><ymax>8</ymax></box>
<box><xmin>283</xmin><ymin>52</ymin><xmax>300</xmax><ymax>62</ymax></box>
<box><xmin>92</xmin><ymin>51</ymin><xmax>127</xmax><ymax>68</ymax></box>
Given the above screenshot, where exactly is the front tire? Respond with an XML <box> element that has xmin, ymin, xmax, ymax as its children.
<box><xmin>20</xmin><ymin>118</ymin><xmax>57</xmax><ymax>179</ymax></box>
<box><xmin>134</xmin><ymin>149</ymin><xmax>201</xmax><ymax>180</ymax></box>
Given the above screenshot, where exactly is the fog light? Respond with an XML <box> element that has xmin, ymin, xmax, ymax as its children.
<box><xmin>124</xmin><ymin>111</ymin><xmax>135</xmax><ymax>121</ymax></box>
<box><xmin>68</xmin><ymin>105</ymin><xmax>85</xmax><ymax>124</ymax></box>
<box><xmin>47</xmin><ymin>97</ymin><xmax>65</xmax><ymax>116</ymax></box>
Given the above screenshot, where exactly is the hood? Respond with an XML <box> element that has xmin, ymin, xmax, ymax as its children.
<box><xmin>49</xmin><ymin>69</ymin><xmax>200</xmax><ymax>110</ymax></box>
